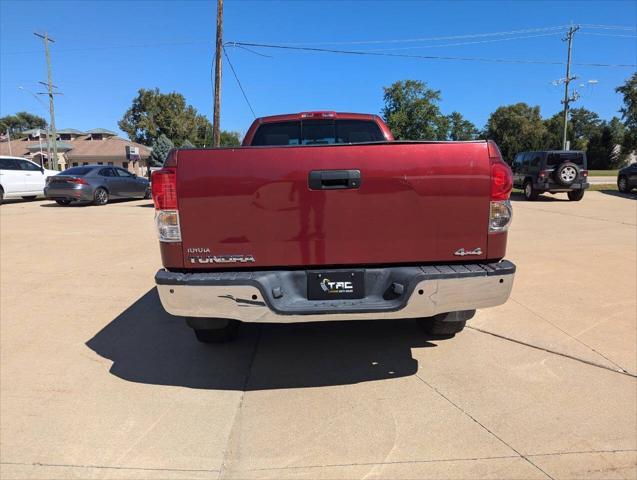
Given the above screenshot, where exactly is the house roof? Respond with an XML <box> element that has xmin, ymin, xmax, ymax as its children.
<box><xmin>57</xmin><ymin>128</ymin><xmax>85</xmax><ymax>135</ymax></box>
<box><xmin>86</xmin><ymin>128</ymin><xmax>117</xmax><ymax>136</ymax></box>
<box><xmin>0</xmin><ymin>133</ymin><xmax>150</xmax><ymax>159</ymax></box>
<box><xmin>26</xmin><ymin>140</ymin><xmax>74</xmax><ymax>151</ymax></box>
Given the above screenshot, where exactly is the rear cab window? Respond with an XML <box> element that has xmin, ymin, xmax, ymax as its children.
<box><xmin>62</xmin><ymin>167</ymin><xmax>93</xmax><ymax>176</ymax></box>
<box><xmin>250</xmin><ymin>120</ymin><xmax>385</xmax><ymax>146</ymax></box>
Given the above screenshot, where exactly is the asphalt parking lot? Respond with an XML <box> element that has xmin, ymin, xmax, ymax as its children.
<box><xmin>1</xmin><ymin>191</ymin><xmax>636</xmax><ymax>480</ymax></box>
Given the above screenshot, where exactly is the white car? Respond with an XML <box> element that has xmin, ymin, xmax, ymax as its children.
<box><xmin>0</xmin><ymin>156</ymin><xmax>58</xmax><ymax>203</ymax></box>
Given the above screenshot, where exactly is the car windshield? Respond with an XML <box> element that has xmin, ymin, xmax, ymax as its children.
<box><xmin>251</xmin><ymin>120</ymin><xmax>385</xmax><ymax>146</ymax></box>
<box><xmin>61</xmin><ymin>167</ymin><xmax>93</xmax><ymax>176</ymax></box>
<box><xmin>547</xmin><ymin>152</ymin><xmax>585</xmax><ymax>166</ymax></box>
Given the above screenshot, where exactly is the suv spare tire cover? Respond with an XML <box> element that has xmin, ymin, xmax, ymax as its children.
<box><xmin>554</xmin><ymin>162</ymin><xmax>580</xmax><ymax>186</ymax></box>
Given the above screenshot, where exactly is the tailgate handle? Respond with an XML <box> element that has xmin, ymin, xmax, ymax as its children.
<box><xmin>308</xmin><ymin>170</ymin><xmax>361</xmax><ymax>190</ymax></box>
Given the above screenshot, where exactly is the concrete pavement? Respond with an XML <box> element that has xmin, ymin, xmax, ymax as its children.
<box><xmin>1</xmin><ymin>191</ymin><xmax>635</xmax><ymax>479</ymax></box>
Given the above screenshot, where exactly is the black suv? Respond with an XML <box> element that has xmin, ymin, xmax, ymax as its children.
<box><xmin>512</xmin><ymin>150</ymin><xmax>589</xmax><ymax>201</ymax></box>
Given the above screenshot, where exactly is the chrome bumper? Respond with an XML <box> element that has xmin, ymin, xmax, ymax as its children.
<box><xmin>155</xmin><ymin>262</ymin><xmax>515</xmax><ymax>323</ymax></box>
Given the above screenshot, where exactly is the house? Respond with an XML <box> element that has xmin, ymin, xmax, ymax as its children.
<box><xmin>0</xmin><ymin>128</ymin><xmax>152</xmax><ymax>175</ymax></box>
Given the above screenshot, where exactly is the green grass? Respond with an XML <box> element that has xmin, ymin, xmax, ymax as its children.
<box><xmin>587</xmin><ymin>183</ymin><xmax>618</xmax><ymax>191</ymax></box>
<box><xmin>588</xmin><ymin>170</ymin><xmax>618</xmax><ymax>177</ymax></box>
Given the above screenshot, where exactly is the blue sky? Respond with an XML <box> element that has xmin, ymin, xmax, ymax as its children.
<box><xmin>1</xmin><ymin>0</ymin><xmax>635</xmax><ymax>139</ymax></box>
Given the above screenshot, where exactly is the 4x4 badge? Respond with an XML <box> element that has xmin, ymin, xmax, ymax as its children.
<box><xmin>454</xmin><ymin>247</ymin><xmax>482</xmax><ymax>256</ymax></box>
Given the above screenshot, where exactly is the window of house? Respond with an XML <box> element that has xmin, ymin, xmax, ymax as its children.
<box><xmin>122</xmin><ymin>161</ymin><xmax>129</xmax><ymax>169</ymax></box>
<box><xmin>60</xmin><ymin>134</ymin><xmax>71</xmax><ymax>141</ymax></box>
<box><xmin>107</xmin><ymin>162</ymin><xmax>113</xmax><ymax>166</ymax></box>
<box><xmin>72</xmin><ymin>162</ymin><xmax>78</xmax><ymax>167</ymax></box>
<box><xmin>92</xmin><ymin>134</ymin><xmax>103</xmax><ymax>141</ymax></box>
<box><xmin>83</xmin><ymin>162</ymin><xmax>88</xmax><ymax>166</ymax></box>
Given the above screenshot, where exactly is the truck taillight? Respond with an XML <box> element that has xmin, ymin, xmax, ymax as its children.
<box><xmin>489</xmin><ymin>200</ymin><xmax>512</xmax><ymax>233</ymax></box>
<box><xmin>581</xmin><ymin>169</ymin><xmax>588</xmax><ymax>177</ymax></box>
<box><xmin>152</xmin><ymin>167</ymin><xmax>177</xmax><ymax>210</ymax></box>
<box><xmin>487</xmin><ymin>140</ymin><xmax>513</xmax><ymax>232</ymax></box>
<box><xmin>152</xmin><ymin>166</ymin><xmax>180</xmax><ymax>242</ymax></box>
<box><xmin>155</xmin><ymin>210</ymin><xmax>181</xmax><ymax>242</ymax></box>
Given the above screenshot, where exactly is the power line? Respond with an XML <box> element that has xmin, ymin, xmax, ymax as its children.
<box><xmin>226</xmin><ymin>41</ymin><xmax>637</xmax><ymax>68</ymax></box>
<box><xmin>580</xmin><ymin>32</ymin><xmax>637</xmax><ymax>38</ymax></box>
<box><xmin>2</xmin><ymin>26</ymin><xmax>569</xmax><ymax>56</ymax></box>
<box><xmin>269</xmin><ymin>25</ymin><xmax>570</xmax><ymax>46</ymax></box>
<box><xmin>222</xmin><ymin>46</ymin><xmax>256</xmax><ymax>118</ymax></box>
<box><xmin>362</xmin><ymin>32</ymin><xmax>565</xmax><ymax>52</ymax></box>
<box><xmin>579</xmin><ymin>23</ymin><xmax>637</xmax><ymax>31</ymax></box>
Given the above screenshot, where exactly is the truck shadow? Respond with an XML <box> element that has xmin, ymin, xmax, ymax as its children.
<box><xmin>86</xmin><ymin>288</ymin><xmax>435</xmax><ymax>390</ymax></box>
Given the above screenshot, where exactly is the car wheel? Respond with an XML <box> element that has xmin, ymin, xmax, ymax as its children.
<box><xmin>186</xmin><ymin>317</ymin><xmax>240</xmax><ymax>343</ymax></box>
<box><xmin>417</xmin><ymin>310</ymin><xmax>474</xmax><ymax>339</ymax></box>
<box><xmin>618</xmin><ymin>176</ymin><xmax>629</xmax><ymax>193</ymax></box>
<box><xmin>523</xmin><ymin>181</ymin><xmax>539</xmax><ymax>201</ymax></box>
<box><xmin>567</xmin><ymin>190</ymin><xmax>585</xmax><ymax>201</ymax></box>
<box><xmin>554</xmin><ymin>162</ymin><xmax>580</xmax><ymax>186</ymax></box>
<box><xmin>93</xmin><ymin>188</ymin><xmax>109</xmax><ymax>206</ymax></box>
<box><xmin>21</xmin><ymin>195</ymin><xmax>37</xmax><ymax>201</ymax></box>
<box><xmin>55</xmin><ymin>199</ymin><xmax>71</xmax><ymax>206</ymax></box>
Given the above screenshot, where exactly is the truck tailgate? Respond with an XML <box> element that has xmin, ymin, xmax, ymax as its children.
<box><xmin>176</xmin><ymin>142</ymin><xmax>491</xmax><ymax>269</ymax></box>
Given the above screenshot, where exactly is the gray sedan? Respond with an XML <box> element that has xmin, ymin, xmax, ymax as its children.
<box><xmin>44</xmin><ymin>165</ymin><xmax>151</xmax><ymax>206</ymax></box>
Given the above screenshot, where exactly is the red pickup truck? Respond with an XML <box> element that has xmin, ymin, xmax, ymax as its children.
<box><xmin>152</xmin><ymin>112</ymin><xmax>515</xmax><ymax>343</ymax></box>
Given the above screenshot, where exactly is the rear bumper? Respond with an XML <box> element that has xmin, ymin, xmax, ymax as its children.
<box><xmin>535</xmin><ymin>180</ymin><xmax>590</xmax><ymax>192</ymax></box>
<box><xmin>155</xmin><ymin>261</ymin><xmax>516</xmax><ymax>323</ymax></box>
<box><xmin>44</xmin><ymin>185</ymin><xmax>94</xmax><ymax>201</ymax></box>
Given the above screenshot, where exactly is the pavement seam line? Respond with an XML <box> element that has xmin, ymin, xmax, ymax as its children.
<box><xmin>217</xmin><ymin>325</ymin><xmax>263</xmax><ymax>480</ymax></box>
<box><xmin>467</xmin><ymin>326</ymin><xmax>637</xmax><ymax>378</ymax></box>
<box><xmin>509</xmin><ymin>297</ymin><xmax>630</xmax><ymax>374</ymax></box>
<box><xmin>0</xmin><ymin>461</ymin><xmax>219</xmax><ymax>473</ymax></box>
<box><xmin>513</xmin><ymin>204</ymin><xmax>637</xmax><ymax>226</ymax></box>
<box><xmin>414</xmin><ymin>374</ymin><xmax>556</xmax><ymax>480</ymax></box>
<box><xmin>244</xmin><ymin>449</ymin><xmax>637</xmax><ymax>472</ymax></box>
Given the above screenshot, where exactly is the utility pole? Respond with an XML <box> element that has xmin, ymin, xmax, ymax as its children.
<box><xmin>561</xmin><ymin>24</ymin><xmax>580</xmax><ymax>150</ymax></box>
<box><xmin>212</xmin><ymin>0</ymin><xmax>223</xmax><ymax>147</ymax></box>
<box><xmin>34</xmin><ymin>32</ymin><xmax>60</xmax><ymax>169</ymax></box>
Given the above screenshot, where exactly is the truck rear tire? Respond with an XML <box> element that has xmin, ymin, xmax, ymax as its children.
<box><xmin>186</xmin><ymin>317</ymin><xmax>239</xmax><ymax>343</ymax></box>
<box><xmin>417</xmin><ymin>310</ymin><xmax>475</xmax><ymax>338</ymax></box>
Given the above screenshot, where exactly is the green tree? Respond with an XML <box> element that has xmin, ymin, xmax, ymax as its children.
<box><xmin>543</xmin><ymin>108</ymin><xmax>601</xmax><ymax>151</ymax></box>
<box><xmin>381</xmin><ymin>80</ymin><xmax>449</xmax><ymax>140</ymax></box>
<box><xmin>220</xmin><ymin>131</ymin><xmax>241</xmax><ymax>146</ymax></box>
<box><xmin>484</xmin><ymin>103</ymin><xmax>547</xmax><ymax>164</ymax></box>
<box><xmin>447</xmin><ymin>111</ymin><xmax>478</xmax><ymax>140</ymax></box>
<box><xmin>181</xmin><ymin>139</ymin><xmax>195</xmax><ymax>149</ymax></box>
<box><xmin>150</xmin><ymin>134</ymin><xmax>174</xmax><ymax>168</ymax></box>
<box><xmin>543</xmin><ymin>112</ymin><xmax>567</xmax><ymax>150</ymax></box>
<box><xmin>119</xmin><ymin>88</ymin><xmax>212</xmax><ymax>147</ymax></box>
<box><xmin>0</xmin><ymin>111</ymin><xmax>47</xmax><ymax>136</ymax></box>
<box><xmin>616</xmin><ymin>73</ymin><xmax>637</xmax><ymax>152</ymax></box>
<box><xmin>587</xmin><ymin>117</ymin><xmax>627</xmax><ymax>169</ymax></box>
